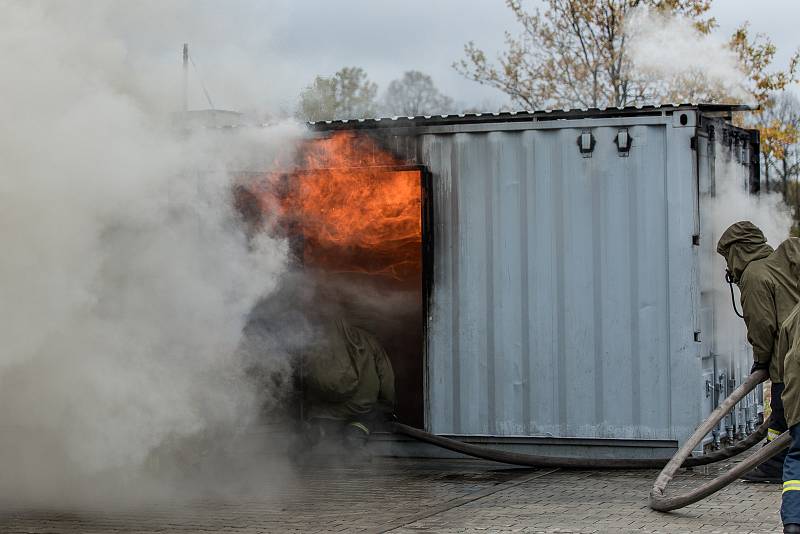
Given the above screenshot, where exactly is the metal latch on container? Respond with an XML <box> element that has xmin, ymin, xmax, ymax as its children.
<box><xmin>615</xmin><ymin>128</ymin><xmax>632</xmax><ymax>156</ymax></box>
<box><xmin>577</xmin><ymin>130</ymin><xmax>595</xmax><ymax>157</ymax></box>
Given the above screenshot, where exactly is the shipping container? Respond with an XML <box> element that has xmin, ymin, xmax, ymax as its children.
<box><xmin>302</xmin><ymin>104</ymin><xmax>760</xmax><ymax>459</ymax></box>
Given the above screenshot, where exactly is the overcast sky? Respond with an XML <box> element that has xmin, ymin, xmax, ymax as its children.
<box><xmin>132</xmin><ymin>0</ymin><xmax>800</xmax><ymax>114</ymax></box>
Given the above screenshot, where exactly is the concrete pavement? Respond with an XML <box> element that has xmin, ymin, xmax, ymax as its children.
<box><xmin>0</xmin><ymin>458</ymin><xmax>783</xmax><ymax>533</ymax></box>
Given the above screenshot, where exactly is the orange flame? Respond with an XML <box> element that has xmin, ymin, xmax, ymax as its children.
<box><xmin>247</xmin><ymin>132</ymin><xmax>422</xmax><ymax>283</ymax></box>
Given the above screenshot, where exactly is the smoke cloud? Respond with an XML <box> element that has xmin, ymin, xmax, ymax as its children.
<box><xmin>711</xmin><ymin>159</ymin><xmax>793</xmax><ymax>247</ymax></box>
<box><xmin>625</xmin><ymin>7</ymin><xmax>752</xmax><ymax>103</ymax></box>
<box><xmin>0</xmin><ymin>1</ymin><xmax>303</xmax><ymax>505</ymax></box>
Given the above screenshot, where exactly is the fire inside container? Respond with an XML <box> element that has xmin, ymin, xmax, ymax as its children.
<box><xmin>240</xmin><ymin>132</ymin><xmax>428</xmax><ymax>427</ymax></box>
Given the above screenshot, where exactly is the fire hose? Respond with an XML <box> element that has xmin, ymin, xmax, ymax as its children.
<box><xmin>392</xmin><ymin>420</ymin><xmax>767</xmax><ymax>469</ymax></box>
<box><xmin>390</xmin><ymin>370</ymin><xmax>784</xmax><ymax>507</ymax></box>
<box><xmin>649</xmin><ymin>369</ymin><xmax>790</xmax><ymax>512</ymax></box>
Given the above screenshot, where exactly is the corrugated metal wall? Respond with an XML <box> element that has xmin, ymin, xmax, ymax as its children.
<box><xmin>422</xmin><ymin>115</ymin><xmax>703</xmax><ymax>442</ymax></box>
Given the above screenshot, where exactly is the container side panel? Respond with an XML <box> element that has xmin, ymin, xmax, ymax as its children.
<box><xmin>527</xmin><ymin>130</ymin><xmax>560</xmax><ymax>436</ymax></box>
<box><xmin>489</xmin><ymin>132</ymin><xmax>527</xmax><ymax>435</ymax></box>
<box><xmin>558</xmin><ymin>129</ymin><xmax>599</xmax><ymax>435</ymax></box>
<box><xmin>593</xmin><ymin>126</ymin><xmax>634</xmax><ymax>436</ymax></box>
<box><xmin>452</xmin><ymin>133</ymin><xmax>491</xmax><ymax>434</ymax></box>
<box><xmin>421</xmin><ymin>135</ymin><xmax>456</xmax><ymax>433</ymax></box>
<box><xmin>697</xmin><ymin>133</ymin><xmax>717</xmax><ymax>424</ymax></box>
<box><xmin>631</xmin><ymin>126</ymin><xmax>672</xmax><ymax>437</ymax></box>
<box><xmin>666</xmin><ymin>120</ymin><xmax>703</xmax><ymax>443</ymax></box>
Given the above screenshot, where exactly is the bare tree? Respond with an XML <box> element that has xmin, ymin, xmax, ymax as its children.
<box><xmin>383</xmin><ymin>71</ymin><xmax>455</xmax><ymax>116</ymax></box>
<box><xmin>454</xmin><ymin>0</ymin><xmax>717</xmax><ymax>110</ymax></box>
<box><xmin>297</xmin><ymin>67</ymin><xmax>378</xmax><ymax>121</ymax></box>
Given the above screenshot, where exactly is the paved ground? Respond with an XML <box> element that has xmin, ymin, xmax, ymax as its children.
<box><xmin>0</xmin><ymin>457</ymin><xmax>783</xmax><ymax>533</ymax></box>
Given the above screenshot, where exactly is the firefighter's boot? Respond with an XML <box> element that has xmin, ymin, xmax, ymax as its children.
<box><xmin>343</xmin><ymin>421</ymin><xmax>371</xmax><ymax>464</ymax></box>
<box><xmin>743</xmin><ymin>453</ymin><xmax>785</xmax><ymax>484</ymax></box>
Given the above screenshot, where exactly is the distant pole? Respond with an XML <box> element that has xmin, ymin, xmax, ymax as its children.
<box><xmin>182</xmin><ymin>43</ymin><xmax>188</xmax><ymax>113</ymax></box>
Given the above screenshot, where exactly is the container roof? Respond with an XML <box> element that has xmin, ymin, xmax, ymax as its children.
<box><xmin>308</xmin><ymin>103</ymin><xmax>754</xmax><ymax>131</ymax></box>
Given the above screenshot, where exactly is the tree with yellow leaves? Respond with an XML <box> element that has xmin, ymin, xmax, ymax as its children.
<box><xmin>730</xmin><ymin>24</ymin><xmax>800</xmax><ymax>201</ymax></box>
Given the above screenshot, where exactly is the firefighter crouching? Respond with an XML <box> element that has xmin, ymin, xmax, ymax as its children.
<box><xmin>300</xmin><ymin>318</ymin><xmax>396</xmax><ymax>460</ymax></box>
<box><xmin>717</xmin><ymin>221</ymin><xmax>800</xmax><ymax>483</ymax></box>
<box><xmin>238</xmin><ymin>279</ymin><xmax>397</xmax><ymax>462</ymax></box>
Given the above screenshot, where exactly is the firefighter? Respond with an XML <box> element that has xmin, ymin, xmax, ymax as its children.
<box><xmin>717</xmin><ymin>221</ymin><xmax>800</xmax><ymax>483</ymax></box>
<box><xmin>779</xmin><ymin>303</ymin><xmax>800</xmax><ymax>532</ymax></box>
<box><xmin>301</xmin><ymin>317</ymin><xmax>396</xmax><ymax>460</ymax></box>
<box><xmin>242</xmin><ymin>279</ymin><xmax>397</xmax><ymax>462</ymax></box>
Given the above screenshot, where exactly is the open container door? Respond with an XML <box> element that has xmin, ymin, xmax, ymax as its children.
<box><xmin>240</xmin><ymin>132</ymin><xmax>430</xmax><ymax>428</ymax></box>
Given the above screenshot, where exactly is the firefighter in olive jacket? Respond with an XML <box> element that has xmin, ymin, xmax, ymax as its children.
<box><xmin>779</xmin><ymin>303</ymin><xmax>800</xmax><ymax>532</ymax></box>
<box><xmin>717</xmin><ymin>221</ymin><xmax>800</xmax><ymax>482</ymax></box>
<box><xmin>304</xmin><ymin>318</ymin><xmax>396</xmax><ymax>452</ymax></box>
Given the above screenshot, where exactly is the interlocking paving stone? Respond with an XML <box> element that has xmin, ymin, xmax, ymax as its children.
<box><xmin>0</xmin><ymin>458</ymin><xmax>783</xmax><ymax>533</ymax></box>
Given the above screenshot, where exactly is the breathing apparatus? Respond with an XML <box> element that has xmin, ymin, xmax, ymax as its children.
<box><xmin>726</xmin><ymin>268</ymin><xmax>745</xmax><ymax>319</ymax></box>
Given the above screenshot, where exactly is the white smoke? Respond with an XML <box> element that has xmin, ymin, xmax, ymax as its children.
<box><xmin>625</xmin><ymin>7</ymin><xmax>752</xmax><ymax>103</ymax></box>
<box><xmin>712</xmin><ymin>159</ymin><xmax>793</xmax><ymax>246</ymax></box>
<box><xmin>0</xmin><ymin>1</ymin><xmax>302</xmax><ymax>504</ymax></box>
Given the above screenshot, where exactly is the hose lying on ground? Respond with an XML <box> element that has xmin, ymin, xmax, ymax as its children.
<box><xmin>649</xmin><ymin>369</ymin><xmax>791</xmax><ymax>512</ymax></box>
<box><xmin>391</xmin><ymin>413</ymin><xmax>767</xmax><ymax>470</ymax></box>
<box><xmin>650</xmin><ymin>432</ymin><xmax>789</xmax><ymax>512</ymax></box>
